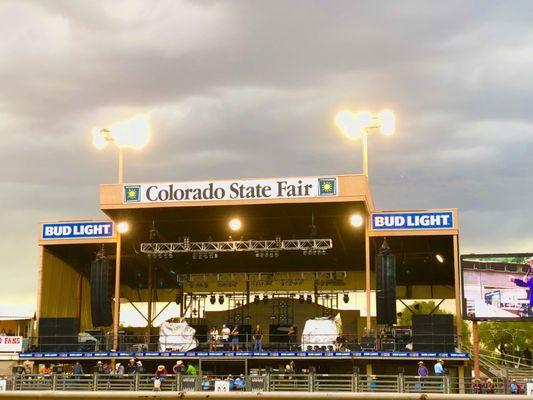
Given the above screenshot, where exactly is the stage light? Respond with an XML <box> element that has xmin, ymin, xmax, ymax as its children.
<box><xmin>229</xmin><ymin>218</ymin><xmax>242</xmax><ymax>231</ymax></box>
<box><xmin>218</xmin><ymin>295</ymin><xmax>224</xmax><ymax>305</ymax></box>
<box><xmin>117</xmin><ymin>222</ymin><xmax>129</xmax><ymax>233</ymax></box>
<box><xmin>306</xmin><ymin>295</ymin><xmax>313</xmax><ymax>304</ymax></box>
<box><xmin>299</xmin><ymin>295</ymin><xmax>304</xmax><ymax>304</ymax></box>
<box><xmin>435</xmin><ymin>254</ymin><xmax>444</xmax><ymax>263</ymax></box>
<box><xmin>210</xmin><ymin>295</ymin><xmax>216</xmax><ymax>305</ymax></box>
<box><xmin>343</xmin><ymin>293</ymin><xmax>349</xmax><ymax>304</ymax></box>
<box><xmin>350</xmin><ymin>214</ymin><xmax>363</xmax><ymax>228</ymax></box>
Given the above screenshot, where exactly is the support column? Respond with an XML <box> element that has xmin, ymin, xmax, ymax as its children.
<box><xmin>146</xmin><ymin>258</ymin><xmax>153</xmax><ymax>346</ymax></box>
<box><xmin>76</xmin><ymin>273</ymin><xmax>83</xmax><ymax>332</ymax></box>
<box><xmin>365</xmin><ymin>215</ymin><xmax>371</xmax><ymax>330</ymax></box>
<box><xmin>36</xmin><ymin>246</ymin><xmax>44</xmax><ymax>340</ymax></box>
<box><xmin>453</xmin><ymin>234</ymin><xmax>463</xmax><ymax>349</ymax></box>
<box><xmin>473</xmin><ymin>320</ymin><xmax>480</xmax><ymax>379</ymax></box>
<box><xmin>113</xmin><ymin>234</ymin><xmax>122</xmax><ymax>351</ymax></box>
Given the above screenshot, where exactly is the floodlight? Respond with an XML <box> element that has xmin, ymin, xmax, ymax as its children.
<box><xmin>350</xmin><ymin>214</ymin><xmax>364</xmax><ymax>228</ymax></box>
<box><xmin>229</xmin><ymin>218</ymin><xmax>242</xmax><ymax>231</ymax></box>
<box><xmin>117</xmin><ymin>222</ymin><xmax>129</xmax><ymax>233</ymax></box>
<box><xmin>378</xmin><ymin>109</ymin><xmax>395</xmax><ymax>136</ymax></box>
<box><xmin>436</xmin><ymin>254</ymin><xmax>444</xmax><ymax>263</ymax></box>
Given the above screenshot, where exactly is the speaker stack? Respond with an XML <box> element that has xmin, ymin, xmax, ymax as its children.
<box><xmin>90</xmin><ymin>256</ymin><xmax>114</xmax><ymax>327</ymax></box>
<box><xmin>376</xmin><ymin>239</ymin><xmax>397</xmax><ymax>325</ymax></box>
<box><xmin>412</xmin><ymin>314</ymin><xmax>454</xmax><ymax>352</ymax></box>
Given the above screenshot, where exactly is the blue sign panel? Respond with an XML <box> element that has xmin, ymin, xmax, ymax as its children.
<box><xmin>42</xmin><ymin>221</ymin><xmax>114</xmax><ymax>240</ymax></box>
<box><xmin>371</xmin><ymin>211</ymin><xmax>454</xmax><ymax>230</ymax></box>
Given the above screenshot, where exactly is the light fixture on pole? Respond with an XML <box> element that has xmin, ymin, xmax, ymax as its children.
<box><xmin>92</xmin><ymin>114</ymin><xmax>150</xmax><ymax>184</ymax></box>
<box><xmin>335</xmin><ymin>109</ymin><xmax>395</xmax><ymax>177</ymax></box>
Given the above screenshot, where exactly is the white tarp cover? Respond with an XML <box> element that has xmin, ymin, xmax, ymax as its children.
<box><xmin>301</xmin><ymin>316</ymin><xmax>341</xmax><ymax>350</ymax></box>
<box><xmin>159</xmin><ymin>321</ymin><xmax>198</xmax><ymax>351</ymax></box>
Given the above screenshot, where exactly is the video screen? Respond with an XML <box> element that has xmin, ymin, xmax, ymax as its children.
<box><xmin>462</xmin><ymin>253</ymin><xmax>533</xmax><ymax>320</ymax></box>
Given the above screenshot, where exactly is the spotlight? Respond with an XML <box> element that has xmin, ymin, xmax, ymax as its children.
<box><xmin>117</xmin><ymin>222</ymin><xmax>129</xmax><ymax>233</ymax></box>
<box><xmin>435</xmin><ymin>254</ymin><xmax>444</xmax><ymax>263</ymax></box>
<box><xmin>210</xmin><ymin>295</ymin><xmax>216</xmax><ymax>305</ymax></box>
<box><xmin>343</xmin><ymin>293</ymin><xmax>349</xmax><ymax>304</ymax></box>
<box><xmin>350</xmin><ymin>214</ymin><xmax>364</xmax><ymax>228</ymax></box>
<box><xmin>229</xmin><ymin>218</ymin><xmax>242</xmax><ymax>231</ymax></box>
<box><xmin>306</xmin><ymin>295</ymin><xmax>312</xmax><ymax>304</ymax></box>
<box><xmin>214</xmin><ymin>253</ymin><xmax>218</xmax><ymax>259</ymax></box>
<box><xmin>192</xmin><ymin>253</ymin><xmax>197</xmax><ymax>260</ymax></box>
<box><xmin>218</xmin><ymin>295</ymin><xmax>224</xmax><ymax>305</ymax></box>
<box><xmin>299</xmin><ymin>295</ymin><xmax>304</xmax><ymax>304</ymax></box>
<box><xmin>263</xmin><ymin>294</ymin><xmax>269</xmax><ymax>304</ymax></box>
<box><xmin>169</xmin><ymin>253</ymin><xmax>173</xmax><ymax>259</ymax></box>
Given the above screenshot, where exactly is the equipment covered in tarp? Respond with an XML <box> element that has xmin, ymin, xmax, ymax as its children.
<box><xmin>301</xmin><ymin>315</ymin><xmax>342</xmax><ymax>351</ymax></box>
<box><xmin>159</xmin><ymin>320</ymin><xmax>198</xmax><ymax>351</ymax></box>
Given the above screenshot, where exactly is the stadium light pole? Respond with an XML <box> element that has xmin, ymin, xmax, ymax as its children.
<box><xmin>334</xmin><ymin>109</ymin><xmax>395</xmax><ymax>178</ymax></box>
<box><xmin>335</xmin><ymin>109</ymin><xmax>395</xmax><ymax>331</ymax></box>
<box><xmin>113</xmin><ymin>222</ymin><xmax>129</xmax><ymax>351</ymax></box>
<box><xmin>92</xmin><ymin>114</ymin><xmax>150</xmax><ymax>184</ymax></box>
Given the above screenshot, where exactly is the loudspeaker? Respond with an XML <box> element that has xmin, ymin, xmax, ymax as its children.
<box><xmin>39</xmin><ymin>318</ymin><xmax>79</xmax><ymax>352</ymax></box>
<box><xmin>412</xmin><ymin>315</ymin><xmax>454</xmax><ymax>352</ymax></box>
<box><xmin>90</xmin><ymin>257</ymin><xmax>114</xmax><ymax>327</ymax></box>
<box><xmin>376</xmin><ymin>241</ymin><xmax>396</xmax><ymax>325</ymax></box>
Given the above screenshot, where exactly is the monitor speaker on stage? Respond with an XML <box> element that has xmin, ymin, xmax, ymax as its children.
<box><xmin>376</xmin><ymin>238</ymin><xmax>396</xmax><ymax>325</ymax></box>
<box><xmin>90</xmin><ymin>255</ymin><xmax>114</xmax><ymax>327</ymax></box>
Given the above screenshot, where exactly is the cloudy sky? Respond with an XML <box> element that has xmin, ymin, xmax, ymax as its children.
<box><xmin>1</xmin><ymin>0</ymin><xmax>532</xmax><ymax>308</ymax></box>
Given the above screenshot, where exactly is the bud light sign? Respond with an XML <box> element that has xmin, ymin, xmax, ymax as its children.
<box><xmin>42</xmin><ymin>221</ymin><xmax>114</xmax><ymax>240</ymax></box>
<box><xmin>371</xmin><ymin>211</ymin><xmax>454</xmax><ymax>231</ymax></box>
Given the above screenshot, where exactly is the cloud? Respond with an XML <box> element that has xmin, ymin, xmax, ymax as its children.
<box><xmin>1</xmin><ymin>0</ymin><xmax>532</xmax><ymax>305</ymax></box>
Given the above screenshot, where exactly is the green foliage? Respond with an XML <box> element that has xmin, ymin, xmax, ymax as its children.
<box><xmin>396</xmin><ymin>301</ymin><xmax>447</xmax><ymax>326</ymax></box>
<box><xmin>478</xmin><ymin>321</ymin><xmax>533</xmax><ymax>354</ymax></box>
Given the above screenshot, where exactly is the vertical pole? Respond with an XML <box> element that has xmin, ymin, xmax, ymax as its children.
<box><xmin>118</xmin><ymin>147</ymin><xmax>124</xmax><ymax>184</ymax></box>
<box><xmin>452</xmin><ymin>234</ymin><xmax>463</xmax><ymax>348</ymax></box>
<box><xmin>76</xmin><ymin>273</ymin><xmax>83</xmax><ymax>332</ymax></box>
<box><xmin>473</xmin><ymin>320</ymin><xmax>480</xmax><ymax>379</ymax></box>
<box><xmin>365</xmin><ymin>215</ymin><xmax>371</xmax><ymax>330</ymax></box>
<box><xmin>113</xmin><ymin>233</ymin><xmax>122</xmax><ymax>351</ymax></box>
<box><xmin>36</xmin><ymin>246</ymin><xmax>44</xmax><ymax>343</ymax></box>
<box><xmin>362</xmin><ymin>129</ymin><xmax>369</xmax><ymax>177</ymax></box>
<box><xmin>146</xmin><ymin>258</ymin><xmax>153</xmax><ymax>347</ymax></box>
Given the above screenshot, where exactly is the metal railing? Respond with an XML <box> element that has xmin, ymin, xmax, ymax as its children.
<box><xmin>11</xmin><ymin>373</ymin><xmax>518</xmax><ymax>394</ymax></box>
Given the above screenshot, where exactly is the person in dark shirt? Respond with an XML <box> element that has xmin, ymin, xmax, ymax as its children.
<box><xmin>287</xmin><ymin>326</ymin><xmax>297</xmax><ymax>351</ymax></box>
<box><xmin>253</xmin><ymin>325</ymin><xmax>263</xmax><ymax>351</ymax></box>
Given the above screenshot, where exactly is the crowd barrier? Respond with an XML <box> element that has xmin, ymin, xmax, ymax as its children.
<box><xmin>10</xmin><ymin>373</ymin><xmax>519</xmax><ymax>394</ymax></box>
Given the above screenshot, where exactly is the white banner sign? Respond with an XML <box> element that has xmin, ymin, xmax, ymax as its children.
<box><xmin>123</xmin><ymin>177</ymin><xmax>338</xmax><ymax>204</ymax></box>
<box><xmin>0</xmin><ymin>379</ymin><xmax>6</xmax><ymax>391</ymax></box>
<box><xmin>0</xmin><ymin>336</ymin><xmax>23</xmax><ymax>352</ymax></box>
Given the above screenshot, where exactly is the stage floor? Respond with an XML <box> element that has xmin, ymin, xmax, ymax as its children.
<box><xmin>19</xmin><ymin>350</ymin><xmax>469</xmax><ymax>361</ymax></box>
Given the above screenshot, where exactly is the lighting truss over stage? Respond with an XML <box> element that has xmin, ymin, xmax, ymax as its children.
<box><xmin>140</xmin><ymin>238</ymin><xmax>333</xmax><ymax>256</ymax></box>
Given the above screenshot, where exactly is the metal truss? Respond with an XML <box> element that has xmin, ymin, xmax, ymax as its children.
<box><xmin>140</xmin><ymin>238</ymin><xmax>333</xmax><ymax>255</ymax></box>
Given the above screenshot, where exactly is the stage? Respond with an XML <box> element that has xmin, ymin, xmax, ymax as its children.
<box><xmin>18</xmin><ymin>350</ymin><xmax>469</xmax><ymax>361</ymax></box>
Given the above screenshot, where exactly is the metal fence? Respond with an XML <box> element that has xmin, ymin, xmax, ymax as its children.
<box><xmin>11</xmin><ymin>373</ymin><xmax>520</xmax><ymax>394</ymax></box>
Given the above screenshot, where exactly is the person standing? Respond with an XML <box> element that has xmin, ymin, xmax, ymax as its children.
<box><xmin>230</xmin><ymin>325</ymin><xmax>240</xmax><ymax>351</ymax></box>
<box><xmin>173</xmin><ymin>360</ymin><xmax>186</xmax><ymax>375</ymax></box>
<box><xmin>253</xmin><ymin>324</ymin><xmax>263</xmax><ymax>351</ymax></box>
<box><xmin>208</xmin><ymin>326</ymin><xmax>219</xmax><ymax>351</ymax></box>
<box><xmin>486</xmin><ymin>378</ymin><xmax>495</xmax><ymax>394</ymax></box>
<box><xmin>434</xmin><ymin>359</ymin><xmax>445</xmax><ymax>375</ymax></box>
<box><xmin>72</xmin><ymin>362</ymin><xmax>83</xmax><ymax>377</ymax></box>
<box><xmin>287</xmin><ymin>326</ymin><xmax>297</xmax><ymax>351</ymax></box>
<box><xmin>221</xmin><ymin>324</ymin><xmax>231</xmax><ymax>351</ymax></box>
<box><xmin>185</xmin><ymin>363</ymin><xmax>197</xmax><ymax>375</ymax></box>
<box><xmin>473</xmin><ymin>378</ymin><xmax>483</xmax><ymax>394</ymax></box>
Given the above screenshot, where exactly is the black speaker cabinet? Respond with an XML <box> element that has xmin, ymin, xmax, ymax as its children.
<box><xmin>90</xmin><ymin>257</ymin><xmax>114</xmax><ymax>327</ymax></box>
<box><xmin>376</xmin><ymin>245</ymin><xmax>397</xmax><ymax>325</ymax></box>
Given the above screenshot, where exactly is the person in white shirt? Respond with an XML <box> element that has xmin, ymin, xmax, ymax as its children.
<box><xmin>221</xmin><ymin>324</ymin><xmax>230</xmax><ymax>351</ymax></box>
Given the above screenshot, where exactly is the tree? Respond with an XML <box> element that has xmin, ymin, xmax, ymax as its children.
<box><xmin>396</xmin><ymin>301</ymin><xmax>446</xmax><ymax>326</ymax></box>
<box><xmin>478</xmin><ymin>321</ymin><xmax>533</xmax><ymax>356</ymax></box>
